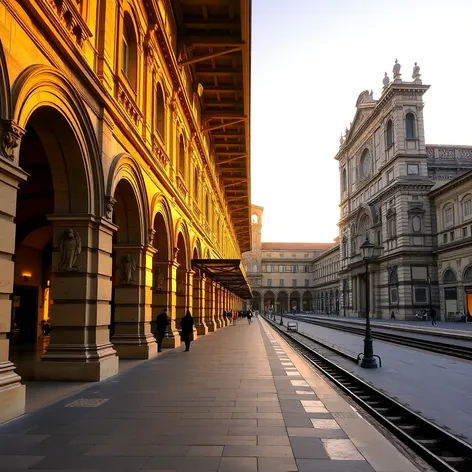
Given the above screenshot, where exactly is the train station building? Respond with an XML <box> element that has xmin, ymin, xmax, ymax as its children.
<box><xmin>0</xmin><ymin>0</ymin><xmax>252</xmax><ymax>424</ymax></box>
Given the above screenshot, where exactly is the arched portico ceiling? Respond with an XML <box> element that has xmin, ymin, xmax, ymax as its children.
<box><xmin>12</xmin><ymin>65</ymin><xmax>104</xmax><ymax>215</ymax></box>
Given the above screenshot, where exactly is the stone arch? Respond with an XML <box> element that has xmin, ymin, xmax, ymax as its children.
<box><xmin>192</xmin><ymin>237</ymin><xmax>202</xmax><ymax>260</ymax></box>
<box><xmin>150</xmin><ymin>193</ymin><xmax>174</xmax><ymax>260</ymax></box>
<box><xmin>0</xmin><ymin>39</ymin><xmax>11</xmax><ymax>119</ymax></box>
<box><xmin>175</xmin><ymin>220</ymin><xmax>191</xmax><ymax>270</ymax></box>
<box><xmin>463</xmin><ymin>266</ymin><xmax>472</xmax><ymax>283</ymax></box>
<box><xmin>107</xmin><ymin>153</ymin><xmax>149</xmax><ymax>245</ymax></box>
<box><xmin>12</xmin><ymin>65</ymin><xmax>105</xmax><ymax>215</ymax></box>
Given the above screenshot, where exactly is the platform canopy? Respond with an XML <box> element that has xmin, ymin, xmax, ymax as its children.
<box><xmin>171</xmin><ymin>0</ymin><xmax>252</xmax><ymax>253</ymax></box>
<box><xmin>192</xmin><ymin>259</ymin><xmax>253</xmax><ymax>299</ymax></box>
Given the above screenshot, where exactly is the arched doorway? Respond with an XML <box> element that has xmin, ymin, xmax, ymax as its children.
<box><xmin>111</xmin><ymin>176</ymin><xmax>156</xmax><ymax>359</ymax></box>
<box><xmin>175</xmin><ymin>231</ymin><xmax>189</xmax><ymax>330</ymax></box>
<box><xmin>278</xmin><ymin>291</ymin><xmax>288</xmax><ymax>313</ymax></box>
<box><xmin>302</xmin><ymin>291</ymin><xmax>312</xmax><ymax>312</ymax></box>
<box><xmin>264</xmin><ymin>291</ymin><xmax>275</xmax><ymax>312</ymax></box>
<box><xmin>290</xmin><ymin>291</ymin><xmax>300</xmax><ymax>313</ymax></box>
<box><xmin>12</xmin><ymin>103</ymin><xmax>117</xmax><ymax>381</ymax></box>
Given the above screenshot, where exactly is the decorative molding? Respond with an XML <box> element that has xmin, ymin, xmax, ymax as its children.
<box><xmin>0</xmin><ymin>119</ymin><xmax>25</xmax><ymax>161</ymax></box>
<box><xmin>104</xmin><ymin>196</ymin><xmax>116</xmax><ymax>220</ymax></box>
<box><xmin>117</xmin><ymin>79</ymin><xmax>142</xmax><ymax>127</ymax></box>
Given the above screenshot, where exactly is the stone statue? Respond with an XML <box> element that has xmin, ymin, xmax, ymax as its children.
<box><xmin>104</xmin><ymin>196</ymin><xmax>116</xmax><ymax>220</ymax></box>
<box><xmin>369</xmin><ymin>89</ymin><xmax>374</xmax><ymax>100</ymax></box>
<box><xmin>0</xmin><ymin>119</ymin><xmax>25</xmax><ymax>162</ymax></box>
<box><xmin>120</xmin><ymin>254</ymin><xmax>136</xmax><ymax>284</ymax></box>
<box><xmin>59</xmin><ymin>229</ymin><xmax>82</xmax><ymax>272</ymax></box>
<box><xmin>412</xmin><ymin>62</ymin><xmax>421</xmax><ymax>82</ymax></box>
<box><xmin>339</xmin><ymin>133</ymin><xmax>344</xmax><ymax>146</ymax></box>
<box><xmin>148</xmin><ymin>228</ymin><xmax>156</xmax><ymax>245</ymax></box>
<box><xmin>382</xmin><ymin>72</ymin><xmax>390</xmax><ymax>90</ymax></box>
<box><xmin>393</xmin><ymin>59</ymin><xmax>401</xmax><ymax>79</ymax></box>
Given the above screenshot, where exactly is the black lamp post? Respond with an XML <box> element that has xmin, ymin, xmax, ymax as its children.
<box><xmin>359</xmin><ymin>238</ymin><xmax>378</xmax><ymax>369</ymax></box>
<box><xmin>427</xmin><ymin>276</ymin><xmax>432</xmax><ymax>316</ymax></box>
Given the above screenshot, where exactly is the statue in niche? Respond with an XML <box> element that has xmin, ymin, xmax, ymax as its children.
<box><xmin>104</xmin><ymin>196</ymin><xmax>116</xmax><ymax>220</ymax></box>
<box><xmin>154</xmin><ymin>268</ymin><xmax>166</xmax><ymax>291</ymax></box>
<box><xmin>148</xmin><ymin>228</ymin><xmax>156</xmax><ymax>245</ymax></box>
<box><xmin>59</xmin><ymin>229</ymin><xmax>82</xmax><ymax>272</ymax></box>
<box><xmin>382</xmin><ymin>72</ymin><xmax>390</xmax><ymax>89</ymax></box>
<box><xmin>339</xmin><ymin>133</ymin><xmax>344</xmax><ymax>146</ymax></box>
<box><xmin>412</xmin><ymin>62</ymin><xmax>421</xmax><ymax>81</ymax></box>
<box><xmin>393</xmin><ymin>59</ymin><xmax>401</xmax><ymax>79</ymax></box>
<box><xmin>176</xmin><ymin>274</ymin><xmax>185</xmax><ymax>294</ymax></box>
<box><xmin>121</xmin><ymin>254</ymin><xmax>137</xmax><ymax>284</ymax></box>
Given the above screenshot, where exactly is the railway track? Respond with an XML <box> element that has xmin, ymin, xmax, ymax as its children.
<box><xmin>263</xmin><ymin>316</ymin><xmax>472</xmax><ymax>472</ymax></box>
<box><xmin>281</xmin><ymin>314</ymin><xmax>472</xmax><ymax>361</ymax></box>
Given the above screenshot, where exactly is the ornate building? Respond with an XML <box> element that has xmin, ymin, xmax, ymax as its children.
<box><xmin>430</xmin><ymin>170</ymin><xmax>472</xmax><ymax>319</ymax></box>
<box><xmin>242</xmin><ymin>206</ymin><xmax>332</xmax><ymax>313</ymax></box>
<box><xmin>336</xmin><ymin>60</ymin><xmax>472</xmax><ymax>321</ymax></box>
<box><xmin>0</xmin><ymin>0</ymin><xmax>252</xmax><ymax>423</ymax></box>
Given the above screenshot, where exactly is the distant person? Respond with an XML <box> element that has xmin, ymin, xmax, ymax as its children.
<box><xmin>232</xmin><ymin>310</ymin><xmax>237</xmax><ymax>325</ymax></box>
<box><xmin>180</xmin><ymin>309</ymin><xmax>194</xmax><ymax>352</ymax></box>
<box><xmin>247</xmin><ymin>310</ymin><xmax>253</xmax><ymax>324</ymax></box>
<box><xmin>156</xmin><ymin>308</ymin><xmax>170</xmax><ymax>352</ymax></box>
<box><xmin>390</xmin><ymin>310</ymin><xmax>396</xmax><ymax>321</ymax></box>
<box><xmin>430</xmin><ymin>307</ymin><xmax>437</xmax><ymax>326</ymax></box>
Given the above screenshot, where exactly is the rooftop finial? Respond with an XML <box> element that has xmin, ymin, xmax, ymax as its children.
<box><xmin>382</xmin><ymin>72</ymin><xmax>390</xmax><ymax>90</ymax></box>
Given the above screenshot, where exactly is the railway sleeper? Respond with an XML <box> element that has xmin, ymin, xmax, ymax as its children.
<box><xmin>396</xmin><ymin>424</ymin><xmax>419</xmax><ymax>432</ymax></box>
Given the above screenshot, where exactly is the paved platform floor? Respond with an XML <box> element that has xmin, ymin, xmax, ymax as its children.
<box><xmin>0</xmin><ymin>318</ymin><xmax>419</xmax><ymax>472</ymax></box>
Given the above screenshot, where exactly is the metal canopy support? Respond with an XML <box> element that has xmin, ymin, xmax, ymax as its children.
<box><xmin>179</xmin><ymin>46</ymin><xmax>242</xmax><ymax>67</ymax></box>
<box><xmin>192</xmin><ymin>259</ymin><xmax>252</xmax><ymax>299</ymax></box>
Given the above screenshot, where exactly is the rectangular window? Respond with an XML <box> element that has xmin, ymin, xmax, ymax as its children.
<box><xmin>280</xmin><ymin>279</ymin><xmax>284</xmax><ymax>287</ymax></box>
<box><xmin>305</xmin><ymin>279</ymin><xmax>309</xmax><ymax>287</ymax></box>
<box><xmin>304</xmin><ymin>265</ymin><xmax>310</xmax><ymax>273</ymax></box>
<box><xmin>252</xmin><ymin>264</ymin><xmax>258</xmax><ymax>273</ymax></box>
<box><xmin>292</xmin><ymin>254</ymin><xmax>296</xmax><ymax>258</ymax></box>
<box><xmin>279</xmin><ymin>253</ymin><xmax>284</xmax><ymax>258</ymax></box>
<box><xmin>292</xmin><ymin>265</ymin><xmax>297</xmax><ymax>273</ymax></box>
<box><xmin>389</xmin><ymin>286</ymin><xmax>398</xmax><ymax>304</ymax></box>
<box><xmin>292</xmin><ymin>279</ymin><xmax>297</xmax><ymax>287</ymax></box>
<box><xmin>266</xmin><ymin>265</ymin><xmax>272</xmax><ymax>273</ymax></box>
<box><xmin>443</xmin><ymin>233</ymin><xmax>448</xmax><ymax>243</ymax></box>
<box><xmin>388</xmin><ymin>170</ymin><xmax>394</xmax><ymax>182</ymax></box>
<box><xmin>411</xmin><ymin>266</ymin><xmax>428</xmax><ymax>281</ymax></box>
<box><xmin>304</xmin><ymin>253</ymin><xmax>309</xmax><ymax>258</ymax></box>
<box><xmin>450</xmin><ymin>231</ymin><xmax>455</xmax><ymax>241</ymax></box>
<box><xmin>267</xmin><ymin>279</ymin><xmax>272</xmax><ymax>287</ymax></box>
<box><xmin>463</xmin><ymin>227</ymin><xmax>468</xmax><ymax>238</ymax></box>
<box><xmin>279</xmin><ymin>265</ymin><xmax>284</xmax><ymax>272</ymax></box>
<box><xmin>413</xmin><ymin>286</ymin><xmax>428</xmax><ymax>304</ymax></box>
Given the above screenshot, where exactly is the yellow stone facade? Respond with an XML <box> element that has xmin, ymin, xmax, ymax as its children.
<box><xmin>0</xmin><ymin>0</ymin><xmax>251</xmax><ymax>423</ymax></box>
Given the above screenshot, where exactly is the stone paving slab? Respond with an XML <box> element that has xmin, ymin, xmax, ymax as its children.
<box><xmin>0</xmin><ymin>317</ymin><xmax>420</xmax><ymax>471</ymax></box>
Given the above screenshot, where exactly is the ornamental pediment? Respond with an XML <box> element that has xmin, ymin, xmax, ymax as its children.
<box><xmin>344</xmin><ymin>107</ymin><xmax>376</xmax><ymax>147</ymax></box>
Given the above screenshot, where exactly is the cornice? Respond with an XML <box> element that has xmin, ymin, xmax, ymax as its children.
<box><xmin>429</xmin><ymin>169</ymin><xmax>472</xmax><ymax>198</ymax></box>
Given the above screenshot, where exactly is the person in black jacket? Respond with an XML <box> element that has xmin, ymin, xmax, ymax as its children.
<box><xmin>156</xmin><ymin>308</ymin><xmax>169</xmax><ymax>352</ymax></box>
<box><xmin>180</xmin><ymin>309</ymin><xmax>194</xmax><ymax>352</ymax></box>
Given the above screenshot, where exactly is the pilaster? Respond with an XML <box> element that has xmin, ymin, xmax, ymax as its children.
<box><xmin>194</xmin><ymin>274</ymin><xmax>208</xmax><ymax>335</ymax></box>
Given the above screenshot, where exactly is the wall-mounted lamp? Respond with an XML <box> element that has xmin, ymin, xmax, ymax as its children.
<box><xmin>22</xmin><ymin>271</ymin><xmax>32</xmax><ymax>282</ymax></box>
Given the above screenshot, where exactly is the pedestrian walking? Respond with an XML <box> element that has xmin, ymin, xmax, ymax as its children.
<box><xmin>430</xmin><ymin>307</ymin><xmax>437</xmax><ymax>326</ymax></box>
<box><xmin>156</xmin><ymin>307</ymin><xmax>170</xmax><ymax>352</ymax></box>
<box><xmin>232</xmin><ymin>310</ymin><xmax>237</xmax><ymax>325</ymax></box>
<box><xmin>390</xmin><ymin>310</ymin><xmax>396</xmax><ymax>321</ymax></box>
<box><xmin>247</xmin><ymin>310</ymin><xmax>253</xmax><ymax>324</ymax></box>
<box><xmin>180</xmin><ymin>309</ymin><xmax>194</xmax><ymax>352</ymax></box>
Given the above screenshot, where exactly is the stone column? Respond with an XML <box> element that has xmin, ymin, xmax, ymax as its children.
<box><xmin>186</xmin><ymin>270</ymin><xmax>197</xmax><ymax>339</ymax></box>
<box><xmin>0</xmin><ymin>123</ymin><xmax>28</xmax><ymax>422</ymax></box>
<box><xmin>205</xmin><ymin>279</ymin><xmax>217</xmax><ymax>332</ymax></box>
<box><xmin>175</xmin><ymin>267</ymin><xmax>187</xmax><ymax>330</ymax></box>
<box><xmin>162</xmin><ymin>260</ymin><xmax>181</xmax><ymax>348</ymax></box>
<box><xmin>111</xmin><ymin>244</ymin><xmax>157</xmax><ymax>359</ymax></box>
<box><xmin>37</xmin><ymin>216</ymin><xmax>119</xmax><ymax>380</ymax></box>
<box><xmin>194</xmin><ymin>274</ymin><xmax>208</xmax><ymax>335</ymax></box>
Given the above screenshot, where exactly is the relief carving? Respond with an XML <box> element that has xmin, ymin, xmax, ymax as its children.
<box><xmin>104</xmin><ymin>196</ymin><xmax>116</xmax><ymax>220</ymax></box>
<box><xmin>59</xmin><ymin>229</ymin><xmax>82</xmax><ymax>272</ymax></box>
<box><xmin>0</xmin><ymin>119</ymin><xmax>25</xmax><ymax>161</ymax></box>
<box><xmin>121</xmin><ymin>254</ymin><xmax>137</xmax><ymax>284</ymax></box>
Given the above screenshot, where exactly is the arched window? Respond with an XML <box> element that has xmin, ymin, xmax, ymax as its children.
<box><xmin>462</xmin><ymin>195</ymin><xmax>472</xmax><ymax>219</ymax></box>
<box><xmin>443</xmin><ymin>270</ymin><xmax>457</xmax><ymax>284</ymax></box>
<box><xmin>178</xmin><ymin>135</ymin><xmax>185</xmax><ymax>177</ymax></box>
<box><xmin>252</xmin><ymin>214</ymin><xmax>258</xmax><ymax>224</ymax></box>
<box><xmin>464</xmin><ymin>266</ymin><xmax>472</xmax><ymax>283</ymax></box>
<box><xmin>122</xmin><ymin>13</ymin><xmax>137</xmax><ymax>89</ymax></box>
<box><xmin>360</xmin><ymin>149</ymin><xmax>371</xmax><ymax>178</ymax></box>
<box><xmin>405</xmin><ymin>113</ymin><xmax>416</xmax><ymax>139</ymax></box>
<box><xmin>155</xmin><ymin>84</ymin><xmax>165</xmax><ymax>138</ymax></box>
<box><xmin>386</xmin><ymin>119</ymin><xmax>393</xmax><ymax>148</ymax></box>
<box><xmin>341</xmin><ymin>167</ymin><xmax>347</xmax><ymax>191</ymax></box>
<box><xmin>358</xmin><ymin>215</ymin><xmax>371</xmax><ymax>241</ymax></box>
<box><xmin>443</xmin><ymin>204</ymin><xmax>454</xmax><ymax>228</ymax></box>
<box><xmin>194</xmin><ymin>167</ymin><xmax>199</xmax><ymax>200</ymax></box>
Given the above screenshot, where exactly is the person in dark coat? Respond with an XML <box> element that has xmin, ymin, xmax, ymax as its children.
<box><xmin>180</xmin><ymin>309</ymin><xmax>194</xmax><ymax>352</ymax></box>
<box><xmin>430</xmin><ymin>307</ymin><xmax>437</xmax><ymax>326</ymax></box>
<box><xmin>156</xmin><ymin>308</ymin><xmax>169</xmax><ymax>352</ymax></box>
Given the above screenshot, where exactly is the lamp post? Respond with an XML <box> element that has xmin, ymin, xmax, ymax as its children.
<box><xmin>360</xmin><ymin>238</ymin><xmax>378</xmax><ymax>369</ymax></box>
<box><xmin>427</xmin><ymin>276</ymin><xmax>432</xmax><ymax>317</ymax></box>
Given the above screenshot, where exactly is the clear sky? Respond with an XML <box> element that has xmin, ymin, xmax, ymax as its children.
<box><xmin>250</xmin><ymin>0</ymin><xmax>472</xmax><ymax>243</ymax></box>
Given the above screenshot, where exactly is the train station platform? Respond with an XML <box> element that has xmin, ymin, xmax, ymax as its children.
<box><xmin>0</xmin><ymin>318</ymin><xmax>419</xmax><ymax>472</ymax></box>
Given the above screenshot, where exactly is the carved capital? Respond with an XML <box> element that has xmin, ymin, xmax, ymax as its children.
<box><xmin>0</xmin><ymin>119</ymin><xmax>25</xmax><ymax>161</ymax></box>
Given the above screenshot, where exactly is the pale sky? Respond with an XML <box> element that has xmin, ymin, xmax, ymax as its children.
<box><xmin>250</xmin><ymin>0</ymin><xmax>472</xmax><ymax>243</ymax></box>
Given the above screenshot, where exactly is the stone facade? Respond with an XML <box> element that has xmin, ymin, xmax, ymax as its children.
<box><xmin>242</xmin><ymin>206</ymin><xmax>332</xmax><ymax>312</ymax></box>
<box><xmin>0</xmin><ymin>1</ymin><xmax>251</xmax><ymax>423</ymax></box>
<box><xmin>430</xmin><ymin>170</ymin><xmax>472</xmax><ymax>320</ymax></box>
<box><xmin>335</xmin><ymin>62</ymin><xmax>472</xmax><ymax>321</ymax></box>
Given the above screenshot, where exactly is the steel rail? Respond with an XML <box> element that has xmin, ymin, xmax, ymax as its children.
<box><xmin>284</xmin><ymin>314</ymin><xmax>472</xmax><ymax>361</ymax></box>
<box><xmin>264</xmin><ymin>317</ymin><xmax>472</xmax><ymax>472</ymax></box>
